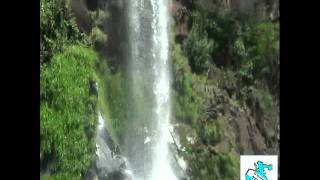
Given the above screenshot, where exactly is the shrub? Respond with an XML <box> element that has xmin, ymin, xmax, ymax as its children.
<box><xmin>217</xmin><ymin>153</ymin><xmax>239</xmax><ymax>179</ymax></box>
<box><xmin>40</xmin><ymin>45</ymin><xmax>97</xmax><ymax>179</ymax></box>
<box><xmin>89</xmin><ymin>9</ymin><xmax>109</xmax><ymax>28</ymax></box>
<box><xmin>252</xmin><ymin>88</ymin><xmax>279</xmax><ymax>127</ymax></box>
<box><xmin>183</xmin><ymin>11</ymin><xmax>216</xmax><ymax>74</ymax></box>
<box><xmin>104</xmin><ymin>73</ymin><xmax>129</xmax><ymax>143</ymax></box>
<box><xmin>90</xmin><ymin>26</ymin><xmax>107</xmax><ymax>48</ymax></box>
<box><xmin>187</xmin><ymin>150</ymin><xmax>239</xmax><ymax>180</ymax></box>
<box><xmin>187</xmin><ymin>8</ymin><xmax>279</xmax><ymax>93</ymax></box>
<box><xmin>95</xmin><ymin>57</ymin><xmax>130</xmax><ymax>144</ymax></box>
<box><xmin>183</xmin><ymin>8</ymin><xmax>247</xmax><ymax>69</ymax></box>
<box><xmin>172</xmin><ymin>44</ymin><xmax>200</xmax><ymax>125</ymax></box>
<box><xmin>40</xmin><ymin>0</ymin><xmax>88</xmax><ymax>65</ymax></box>
<box><xmin>241</xmin><ymin>21</ymin><xmax>279</xmax><ymax>87</ymax></box>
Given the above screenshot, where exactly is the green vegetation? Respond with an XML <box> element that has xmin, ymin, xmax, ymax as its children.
<box><xmin>172</xmin><ymin>44</ymin><xmax>200</xmax><ymax>125</ymax></box>
<box><xmin>187</xmin><ymin>151</ymin><xmax>239</xmax><ymax>180</ymax></box>
<box><xmin>90</xmin><ymin>26</ymin><xmax>108</xmax><ymax>48</ymax></box>
<box><xmin>40</xmin><ymin>45</ymin><xmax>98</xmax><ymax>179</ymax></box>
<box><xmin>40</xmin><ymin>0</ymin><xmax>126</xmax><ymax>177</ymax></box>
<box><xmin>40</xmin><ymin>0</ymin><xmax>100</xmax><ymax>178</ymax></box>
<box><xmin>183</xmin><ymin>22</ymin><xmax>215</xmax><ymax>74</ymax></box>
<box><xmin>40</xmin><ymin>0</ymin><xmax>279</xmax><ymax>179</ymax></box>
<box><xmin>96</xmin><ymin>58</ymin><xmax>129</xmax><ymax>144</ymax></box>
<box><xmin>203</xmin><ymin>116</ymin><xmax>225</xmax><ymax>145</ymax></box>
<box><xmin>241</xmin><ymin>22</ymin><xmax>279</xmax><ymax>95</ymax></box>
<box><xmin>183</xmin><ymin>8</ymin><xmax>279</xmax><ymax>93</ymax></box>
<box><xmin>183</xmin><ymin>9</ymin><xmax>242</xmax><ymax>68</ymax></box>
<box><xmin>40</xmin><ymin>0</ymin><xmax>89</xmax><ymax>65</ymax></box>
<box><xmin>172</xmin><ymin>3</ymin><xmax>279</xmax><ymax>179</ymax></box>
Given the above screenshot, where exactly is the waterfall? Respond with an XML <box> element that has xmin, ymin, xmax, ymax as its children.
<box><xmin>149</xmin><ymin>0</ymin><xmax>176</xmax><ymax>179</ymax></box>
<box><xmin>127</xmin><ymin>0</ymin><xmax>177</xmax><ymax>179</ymax></box>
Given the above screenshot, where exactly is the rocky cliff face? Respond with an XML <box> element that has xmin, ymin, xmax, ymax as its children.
<box><xmin>169</xmin><ymin>1</ymin><xmax>279</xmax><ymax>178</ymax></box>
<box><xmin>172</xmin><ymin>0</ymin><xmax>279</xmax><ymax>34</ymax></box>
<box><xmin>235</xmin><ymin>0</ymin><xmax>279</xmax><ymax>20</ymax></box>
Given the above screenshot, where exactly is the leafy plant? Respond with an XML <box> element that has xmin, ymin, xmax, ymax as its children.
<box><xmin>90</xmin><ymin>26</ymin><xmax>108</xmax><ymax>48</ymax></box>
<box><xmin>40</xmin><ymin>0</ymin><xmax>89</xmax><ymax>65</ymax></box>
<box><xmin>187</xmin><ymin>150</ymin><xmax>239</xmax><ymax>180</ymax></box>
<box><xmin>40</xmin><ymin>45</ymin><xmax>97</xmax><ymax>179</ymax></box>
<box><xmin>104</xmin><ymin>73</ymin><xmax>129</xmax><ymax>143</ymax></box>
<box><xmin>172</xmin><ymin>44</ymin><xmax>200</xmax><ymax>125</ymax></box>
<box><xmin>95</xmin><ymin>57</ymin><xmax>130</xmax><ymax>144</ymax></box>
<box><xmin>241</xmin><ymin>21</ymin><xmax>279</xmax><ymax>88</ymax></box>
<box><xmin>183</xmin><ymin>12</ymin><xmax>216</xmax><ymax>74</ymax></box>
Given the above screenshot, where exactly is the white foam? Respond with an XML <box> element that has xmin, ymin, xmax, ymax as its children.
<box><xmin>144</xmin><ymin>136</ymin><xmax>151</xmax><ymax>144</ymax></box>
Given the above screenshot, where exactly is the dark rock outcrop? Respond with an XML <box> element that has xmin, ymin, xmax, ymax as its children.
<box><xmin>89</xmin><ymin>80</ymin><xmax>99</xmax><ymax>96</ymax></box>
<box><xmin>71</xmin><ymin>0</ymin><xmax>93</xmax><ymax>33</ymax></box>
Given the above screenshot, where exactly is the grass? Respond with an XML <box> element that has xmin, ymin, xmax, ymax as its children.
<box><xmin>40</xmin><ymin>45</ymin><xmax>98</xmax><ymax>179</ymax></box>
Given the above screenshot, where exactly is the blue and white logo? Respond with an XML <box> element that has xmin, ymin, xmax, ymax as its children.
<box><xmin>241</xmin><ymin>155</ymin><xmax>278</xmax><ymax>180</ymax></box>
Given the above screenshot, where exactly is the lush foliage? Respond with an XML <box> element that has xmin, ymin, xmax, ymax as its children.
<box><xmin>183</xmin><ymin>9</ymin><xmax>242</xmax><ymax>69</ymax></box>
<box><xmin>96</xmin><ymin>58</ymin><xmax>129</xmax><ymax>145</ymax></box>
<box><xmin>172</xmin><ymin>44</ymin><xmax>200</xmax><ymax>125</ymax></box>
<box><xmin>172</xmin><ymin>41</ymin><xmax>239</xmax><ymax>179</ymax></box>
<box><xmin>89</xmin><ymin>9</ymin><xmax>109</xmax><ymax>51</ymax></box>
<box><xmin>183</xmin><ymin>22</ymin><xmax>215</xmax><ymax>74</ymax></box>
<box><xmin>241</xmin><ymin>22</ymin><xmax>279</xmax><ymax>93</ymax></box>
<box><xmin>40</xmin><ymin>0</ymin><xmax>89</xmax><ymax>65</ymax></box>
<box><xmin>90</xmin><ymin>26</ymin><xmax>108</xmax><ymax>48</ymax></box>
<box><xmin>183</xmin><ymin>7</ymin><xmax>279</xmax><ymax>93</ymax></box>
<box><xmin>104</xmin><ymin>73</ymin><xmax>129</xmax><ymax>143</ymax></box>
<box><xmin>187</xmin><ymin>151</ymin><xmax>239</xmax><ymax>180</ymax></box>
<box><xmin>173</xmin><ymin>3</ymin><xmax>279</xmax><ymax>179</ymax></box>
<box><xmin>40</xmin><ymin>45</ymin><xmax>97</xmax><ymax>179</ymax></box>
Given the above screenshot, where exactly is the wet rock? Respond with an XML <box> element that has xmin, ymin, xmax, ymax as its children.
<box><xmin>84</xmin><ymin>167</ymin><xmax>98</xmax><ymax>180</ymax></box>
<box><xmin>95</xmin><ymin>154</ymin><xmax>132</xmax><ymax>180</ymax></box>
<box><xmin>93</xmin><ymin>145</ymin><xmax>133</xmax><ymax>180</ymax></box>
<box><xmin>88</xmin><ymin>112</ymin><xmax>134</xmax><ymax>180</ymax></box>
<box><xmin>89</xmin><ymin>80</ymin><xmax>99</xmax><ymax>96</ymax></box>
<box><xmin>167</xmin><ymin>123</ymin><xmax>200</xmax><ymax>179</ymax></box>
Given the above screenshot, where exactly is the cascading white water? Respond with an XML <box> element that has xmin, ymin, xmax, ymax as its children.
<box><xmin>149</xmin><ymin>0</ymin><xmax>177</xmax><ymax>180</ymax></box>
<box><xmin>127</xmin><ymin>0</ymin><xmax>177</xmax><ymax>179</ymax></box>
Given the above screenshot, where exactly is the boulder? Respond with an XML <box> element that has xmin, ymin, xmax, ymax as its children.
<box><xmin>93</xmin><ymin>112</ymin><xmax>133</xmax><ymax>180</ymax></box>
<box><xmin>89</xmin><ymin>80</ymin><xmax>99</xmax><ymax>96</ymax></box>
